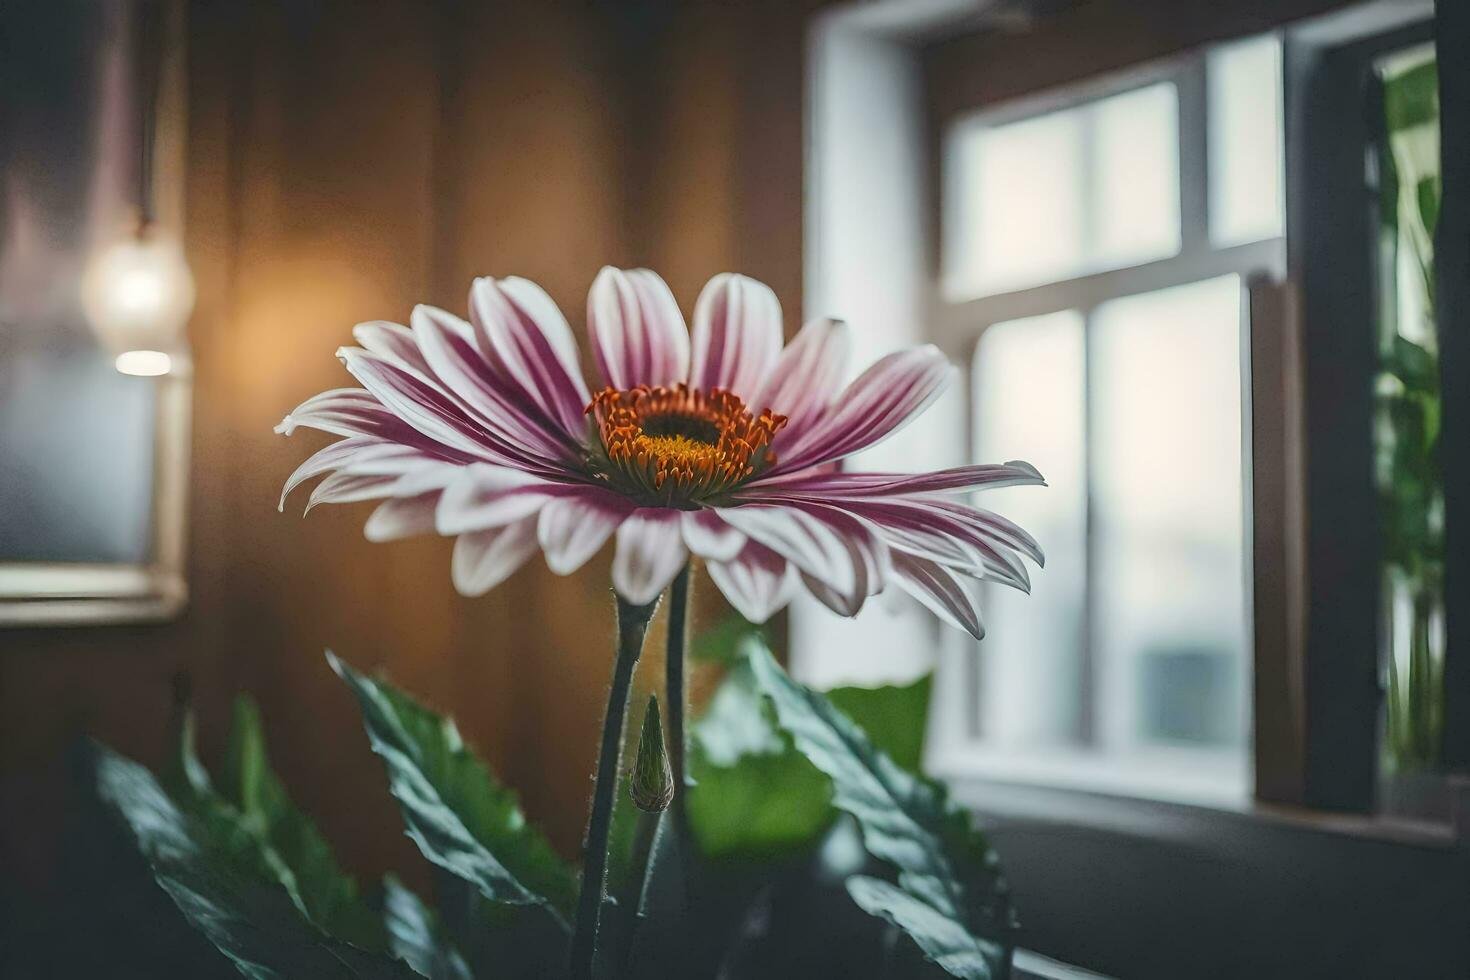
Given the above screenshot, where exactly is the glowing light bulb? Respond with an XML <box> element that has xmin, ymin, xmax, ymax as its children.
<box><xmin>82</xmin><ymin>224</ymin><xmax>195</xmax><ymax>375</ymax></box>
<box><xmin>114</xmin><ymin>350</ymin><xmax>174</xmax><ymax>376</ymax></box>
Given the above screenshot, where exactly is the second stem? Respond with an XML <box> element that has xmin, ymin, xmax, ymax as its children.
<box><xmin>569</xmin><ymin>594</ymin><xmax>657</xmax><ymax>980</ymax></box>
<box><xmin>665</xmin><ymin>565</ymin><xmax>691</xmax><ymax>827</ymax></box>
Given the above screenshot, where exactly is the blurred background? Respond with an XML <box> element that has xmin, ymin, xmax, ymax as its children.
<box><xmin>1</xmin><ymin>0</ymin><xmax>1467</xmax><ymax>977</ymax></box>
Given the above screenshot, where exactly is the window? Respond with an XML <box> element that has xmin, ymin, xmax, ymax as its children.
<box><xmin>929</xmin><ymin>36</ymin><xmax>1287</xmax><ymax>806</ymax></box>
<box><xmin>804</xmin><ymin>1</ymin><xmax>1461</xmax><ymax>814</ymax></box>
<box><xmin>802</xmin><ymin>3</ymin><xmax>1464</xmax><ymax>975</ymax></box>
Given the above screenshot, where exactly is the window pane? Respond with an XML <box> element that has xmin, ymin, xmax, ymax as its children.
<box><xmin>1091</xmin><ymin>276</ymin><xmax>1248</xmax><ymax>753</ymax></box>
<box><xmin>1093</xmin><ymin>83</ymin><xmax>1181</xmax><ymax>267</ymax></box>
<box><xmin>972</xmin><ymin>311</ymin><xmax>1087</xmax><ymax>746</ymax></box>
<box><xmin>1208</xmin><ymin>34</ymin><xmax>1285</xmax><ymax>246</ymax></box>
<box><xmin>944</xmin><ymin>82</ymin><xmax>1180</xmax><ymax>299</ymax></box>
<box><xmin>949</xmin><ymin>111</ymin><xmax>1086</xmax><ymax>297</ymax></box>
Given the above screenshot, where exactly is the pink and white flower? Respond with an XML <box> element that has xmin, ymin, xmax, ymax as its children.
<box><xmin>277</xmin><ymin>269</ymin><xmax>1043</xmax><ymax>637</ymax></box>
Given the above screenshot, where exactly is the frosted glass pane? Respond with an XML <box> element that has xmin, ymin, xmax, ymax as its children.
<box><xmin>972</xmin><ymin>311</ymin><xmax>1087</xmax><ymax>746</ymax></box>
<box><xmin>948</xmin><ymin>110</ymin><xmax>1086</xmax><ymax>296</ymax></box>
<box><xmin>1208</xmin><ymin>34</ymin><xmax>1284</xmax><ymax>246</ymax></box>
<box><xmin>1091</xmin><ymin>276</ymin><xmax>1248</xmax><ymax>752</ymax></box>
<box><xmin>1094</xmin><ymin>84</ymin><xmax>1181</xmax><ymax>266</ymax></box>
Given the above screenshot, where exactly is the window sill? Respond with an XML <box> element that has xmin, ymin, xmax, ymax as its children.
<box><xmin>932</xmin><ymin>757</ymin><xmax>1467</xmax><ymax>978</ymax></box>
<box><xmin>929</xmin><ymin>744</ymin><xmax>1250</xmax><ymax>811</ymax></box>
<box><xmin>930</xmin><ymin>748</ymin><xmax>1461</xmax><ymax>851</ymax></box>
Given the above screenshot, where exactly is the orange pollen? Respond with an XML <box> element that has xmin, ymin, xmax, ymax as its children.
<box><xmin>585</xmin><ymin>383</ymin><xmax>787</xmax><ymax>506</ymax></box>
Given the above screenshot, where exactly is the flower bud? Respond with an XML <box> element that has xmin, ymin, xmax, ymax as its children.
<box><xmin>630</xmin><ymin>694</ymin><xmax>674</xmax><ymax>813</ymax></box>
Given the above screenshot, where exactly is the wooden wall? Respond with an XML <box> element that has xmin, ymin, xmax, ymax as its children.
<box><xmin>0</xmin><ymin>0</ymin><xmax>811</xmax><ymax>902</ymax></box>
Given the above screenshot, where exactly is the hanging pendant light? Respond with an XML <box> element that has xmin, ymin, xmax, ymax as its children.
<box><xmin>82</xmin><ymin>0</ymin><xmax>192</xmax><ymax>377</ymax></box>
<box><xmin>82</xmin><ymin>217</ymin><xmax>194</xmax><ymax>375</ymax></box>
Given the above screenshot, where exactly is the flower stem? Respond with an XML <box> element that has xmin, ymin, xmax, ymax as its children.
<box><xmin>666</xmin><ymin>565</ymin><xmax>691</xmax><ymax>826</ymax></box>
<box><xmin>570</xmin><ymin>594</ymin><xmax>658</xmax><ymax>980</ymax></box>
<box><xmin>622</xmin><ymin>808</ymin><xmax>662</xmax><ymax>919</ymax></box>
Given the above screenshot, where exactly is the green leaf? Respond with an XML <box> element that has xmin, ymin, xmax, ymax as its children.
<box><xmin>382</xmin><ymin>876</ymin><xmax>473</xmax><ymax>980</ymax></box>
<box><xmin>689</xmin><ymin>744</ymin><xmax>834</xmax><ymax>860</ymax></box>
<box><xmin>215</xmin><ymin>697</ymin><xmax>385</xmax><ymax>950</ymax></box>
<box><xmin>694</xmin><ymin>663</ymin><xmax>786</xmax><ymax>765</ymax></box>
<box><xmin>827</xmin><ymin>675</ymin><xmax>932</xmax><ymax>774</ymax></box>
<box><xmin>1383</xmin><ymin>59</ymin><xmax>1438</xmax><ymax>133</ymax></box>
<box><xmin>748</xmin><ymin>645</ymin><xmax>1011</xmax><ymax>980</ymax></box>
<box><xmin>1416</xmin><ymin>176</ymin><xmax>1440</xmax><ymax>237</ymax></box>
<box><xmin>847</xmin><ymin>876</ymin><xmax>996</xmax><ymax>979</ymax></box>
<box><xmin>93</xmin><ymin>745</ymin><xmax>421</xmax><ymax>980</ymax></box>
<box><xmin>1387</xmin><ymin>336</ymin><xmax>1438</xmax><ymax>394</ymax></box>
<box><xmin>690</xmin><ymin>614</ymin><xmax>770</xmax><ymax>665</ymax></box>
<box><xmin>165</xmin><ymin>705</ymin><xmax>335</xmax><ymax>928</ymax></box>
<box><xmin>163</xmin><ymin>697</ymin><xmax>214</xmax><ymax>801</ymax></box>
<box><xmin>327</xmin><ymin>652</ymin><xmax>574</xmax><ymax>928</ymax></box>
<box><xmin>689</xmin><ymin>641</ymin><xmax>935</xmax><ymax>862</ymax></box>
<box><xmin>689</xmin><ymin>663</ymin><xmax>833</xmax><ymax>860</ymax></box>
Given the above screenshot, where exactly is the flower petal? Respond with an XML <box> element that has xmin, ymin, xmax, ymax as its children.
<box><xmin>799</xmin><ymin>573</ymin><xmax>866</xmax><ymax>618</ymax></box>
<box><xmin>451</xmin><ymin>518</ymin><xmax>540</xmax><ymax>596</ymax></box>
<box><xmin>588</xmin><ymin>267</ymin><xmax>690</xmax><ymax>390</ymax></box>
<box><xmin>751</xmin><ymin>316</ymin><xmax>849</xmax><ymax>435</ymax></box>
<box><xmin>771</xmin><ymin>346</ymin><xmax>954</xmax><ymax>474</ymax></box>
<box><xmin>279</xmin><ymin>436</ymin><xmax>392</xmax><ymax>512</ymax></box>
<box><xmin>681</xmin><ymin>509</ymin><xmax>746</xmax><ymax>562</ymax></box>
<box><xmin>747</xmin><ymin>461</ymin><xmax>1045</xmax><ymax>497</ymax></box>
<box><xmin>743</xmin><ymin>492</ymin><xmax>1035</xmax><ymax>590</ymax></box>
<box><xmin>364</xmin><ymin>491</ymin><xmax>442</xmax><ymax>542</ymax></box>
<box><xmin>338</xmin><ymin>347</ymin><xmax>505</xmax><ymax>461</ymax></box>
<box><xmin>890</xmin><ymin>551</ymin><xmax>984</xmax><ymax>640</ymax></box>
<box><xmin>612</xmin><ymin>510</ymin><xmax>688</xmax><ymax>605</ymax></box>
<box><xmin>537</xmin><ymin>488</ymin><xmax>634</xmax><ymax>575</ymax></box>
<box><xmin>410</xmin><ymin>304</ymin><xmax>579</xmax><ymax>468</ymax></box>
<box><xmin>715</xmin><ymin>503</ymin><xmax>886</xmax><ymax>616</ymax></box>
<box><xmin>275</xmin><ymin>388</ymin><xmax>439</xmax><ymax>446</ymax></box>
<box><xmin>436</xmin><ymin>463</ymin><xmax>562</xmax><ymax>535</ymax></box>
<box><xmin>688</xmin><ymin>273</ymin><xmax>783</xmax><ymax>401</ymax></box>
<box><xmin>304</xmin><ymin>470</ymin><xmax>401</xmax><ymax>513</ymax></box>
<box><xmin>352</xmin><ymin>320</ymin><xmax>431</xmax><ymax>375</ymax></box>
<box><xmin>469</xmin><ymin>276</ymin><xmax>591</xmax><ymax>439</ymax></box>
<box><xmin>706</xmin><ymin>541</ymin><xmax>794</xmax><ymax>624</ymax></box>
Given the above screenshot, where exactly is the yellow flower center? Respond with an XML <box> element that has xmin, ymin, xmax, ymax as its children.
<box><xmin>585</xmin><ymin>383</ymin><xmax>787</xmax><ymax>506</ymax></box>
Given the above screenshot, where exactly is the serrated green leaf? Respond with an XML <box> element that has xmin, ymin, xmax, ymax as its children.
<box><xmin>689</xmin><ymin>650</ymin><xmax>935</xmax><ymax>862</ymax></box>
<box><xmin>382</xmin><ymin>876</ymin><xmax>473</xmax><ymax>980</ymax></box>
<box><xmin>689</xmin><ymin>662</ymin><xmax>832</xmax><ymax>860</ymax></box>
<box><xmin>748</xmin><ymin>645</ymin><xmax>1011</xmax><ymax>980</ymax></box>
<box><xmin>327</xmin><ymin>651</ymin><xmax>574</xmax><ymax>928</ymax></box>
<box><xmin>93</xmin><ymin>746</ymin><xmax>422</xmax><ymax>980</ymax></box>
<box><xmin>847</xmin><ymin>876</ymin><xmax>995</xmax><ymax>979</ymax></box>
